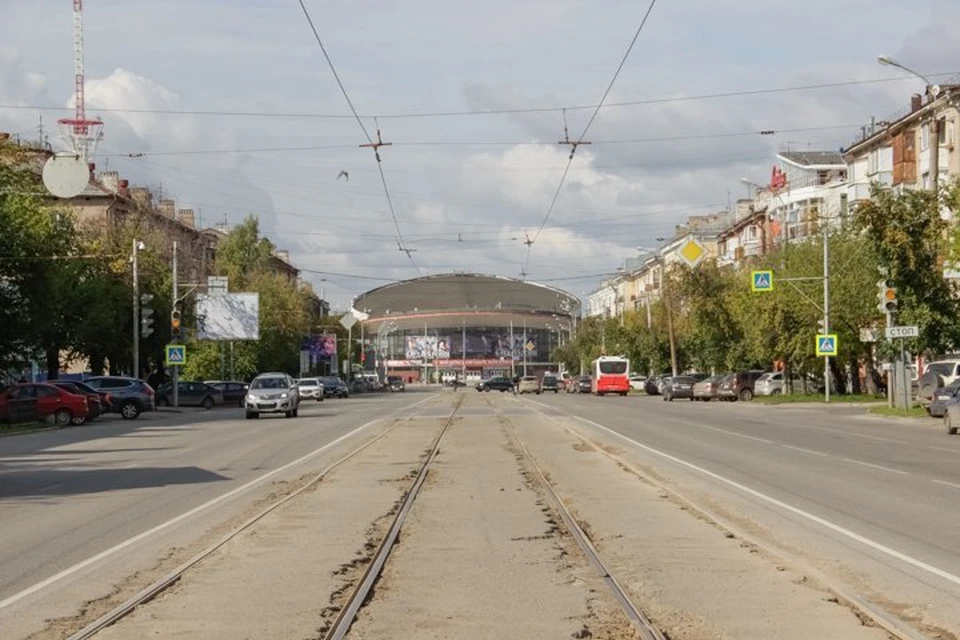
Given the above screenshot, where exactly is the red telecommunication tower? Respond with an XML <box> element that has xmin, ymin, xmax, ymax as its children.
<box><xmin>57</xmin><ymin>0</ymin><xmax>103</xmax><ymax>161</ymax></box>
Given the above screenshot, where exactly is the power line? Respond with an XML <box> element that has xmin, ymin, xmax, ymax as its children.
<box><xmin>525</xmin><ymin>0</ymin><xmax>659</xmax><ymax>276</ymax></box>
<box><xmin>297</xmin><ymin>0</ymin><xmax>421</xmax><ymax>275</ymax></box>
<box><xmin>2</xmin><ymin>71</ymin><xmax>956</xmax><ymax>121</ymax></box>
<box><xmin>99</xmin><ymin>122</ymin><xmax>858</xmax><ymax>158</ymax></box>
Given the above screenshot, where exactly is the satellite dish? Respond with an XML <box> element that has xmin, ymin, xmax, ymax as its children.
<box><xmin>42</xmin><ymin>154</ymin><xmax>90</xmax><ymax>198</ymax></box>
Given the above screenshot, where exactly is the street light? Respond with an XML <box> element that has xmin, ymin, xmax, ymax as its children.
<box><xmin>877</xmin><ymin>54</ymin><xmax>941</xmax><ymax>190</ymax></box>
<box><xmin>636</xmin><ymin>243</ymin><xmax>678</xmax><ymax>376</ymax></box>
<box><xmin>131</xmin><ymin>239</ymin><xmax>145</xmax><ymax>378</ymax></box>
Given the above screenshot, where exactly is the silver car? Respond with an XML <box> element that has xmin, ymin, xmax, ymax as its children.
<box><xmin>297</xmin><ymin>378</ymin><xmax>325</xmax><ymax>401</ymax></box>
<box><xmin>245</xmin><ymin>373</ymin><xmax>300</xmax><ymax>419</ymax></box>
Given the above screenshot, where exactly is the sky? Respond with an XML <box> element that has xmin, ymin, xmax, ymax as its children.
<box><xmin>1</xmin><ymin>0</ymin><xmax>959</xmax><ymax>310</ymax></box>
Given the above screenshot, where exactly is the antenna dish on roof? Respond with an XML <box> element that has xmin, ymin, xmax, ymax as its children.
<box><xmin>42</xmin><ymin>153</ymin><xmax>89</xmax><ymax>198</ymax></box>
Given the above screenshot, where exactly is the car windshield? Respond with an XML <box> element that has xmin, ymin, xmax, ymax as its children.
<box><xmin>926</xmin><ymin>363</ymin><xmax>955</xmax><ymax>378</ymax></box>
<box><xmin>298</xmin><ymin>379</ymin><xmax>319</xmax><ymax>387</ymax></box>
<box><xmin>598</xmin><ymin>361</ymin><xmax>627</xmax><ymax>374</ymax></box>
<box><xmin>251</xmin><ymin>377</ymin><xmax>287</xmax><ymax>390</ymax></box>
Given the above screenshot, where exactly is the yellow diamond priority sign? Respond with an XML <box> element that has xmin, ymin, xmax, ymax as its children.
<box><xmin>678</xmin><ymin>237</ymin><xmax>706</xmax><ymax>268</ymax></box>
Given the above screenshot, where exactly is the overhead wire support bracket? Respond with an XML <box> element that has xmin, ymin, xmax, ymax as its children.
<box><xmin>359</xmin><ymin>119</ymin><xmax>392</xmax><ymax>163</ymax></box>
<box><xmin>557</xmin><ymin>109</ymin><xmax>591</xmax><ymax>160</ymax></box>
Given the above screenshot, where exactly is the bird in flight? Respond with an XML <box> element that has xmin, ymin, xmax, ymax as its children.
<box><xmin>337</xmin><ymin>170</ymin><xmax>349</xmax><ymax>181</ymax></box>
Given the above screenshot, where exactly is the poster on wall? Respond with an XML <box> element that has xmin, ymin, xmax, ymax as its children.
<box><xmin>405</xmin><ymin>336</ymin><xmax>451</xmax><ymax>359</ymax></box>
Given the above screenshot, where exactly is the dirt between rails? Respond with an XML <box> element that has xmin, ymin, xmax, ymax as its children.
<box><xmin>89</xmin><ymin>416</ymin><xmax>448</xmax><ymax>640</ymax></box>
<box><xmin>342</xmin><ymin>396</ymin><xmax>642</xmax><ymax>640</ymax></box>
<box><xmin>508</xmin><ymin>413</ymin><xmax>898</xmax><ymax>640</ymax></box>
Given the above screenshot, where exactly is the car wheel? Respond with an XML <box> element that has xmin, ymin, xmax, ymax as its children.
<box><xmin>946</xmin><ymin>413</ymin><xmax>958</xmax><ymax>435</ymax></box>
<box><xmin>54</xmin><ymin>408</ymin><xmax>73</xmax><ymax>427</ymax></box>
<box><xmin>740</xmin><ymin>389</ymin><xmax>753</xmax><ymax>401</ymax></box>
<box><xmin>202</xmin><ymin>396</ymin><xmax>215</xmax><ymax>410</ymax></box>
<box><xmin>284</xmin><ymin>409</ymin><xmax>293</xmax><ymax>418</ymax></box>
<box><xmin>245</xmin><ymin>411</ymin><xmax>258</xmax><ymax>420</ymax></box>
<box><xmin>120</xmin><ymin>401</ymin><xmax>140</xmax><ymax>419</ymax></box>
<box><xmin>293</xmin><ymin>408</ymin><xmax>299</xmax><ymax>417</ymax></box>
<box><xmin>70</xmin><ymin>415</ymin><xmax>86</xmax><ymax>426</ymax></box>
<box><xmin>771</xmin><ymin>389</ymin><xmax>782</xmax><ymax>396</ymax></box>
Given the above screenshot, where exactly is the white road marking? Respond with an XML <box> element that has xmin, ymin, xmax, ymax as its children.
<box><xmin>926</xmin><ymin>445</ymin><xmax>960</xmax><ymax>454</ymax></box>
<box><xmin>35</xmin><ymin>483</ymin><xmax>64</xmax><ymax>493</ymax></box>
<box><xmin>0</xmin><ymin>416</ymin><xmax>387</xmax><ymax>610</ymax></box>
<box><xmin>932</xmin><ymin>479</ymin><xmax>960</xmax><ymax>490</ymax></box>
<box><xmin>841</xmin><ymin>458</ymin><xmax>909</xmax><ymax>476</ymax></box>
<box><xmin>694</xmin><ymin>423</ymin><xmax>774</xmax><ymax>444</ymax></box>
<box><xmin>575</xmin><ymin>416</ymin><xmax>960</xmax><ymax>589</ymax></box>
<box><xmin>781</xmin><ymin>444</ymin><xmax>828</xmax><ymax>457</ymax></box>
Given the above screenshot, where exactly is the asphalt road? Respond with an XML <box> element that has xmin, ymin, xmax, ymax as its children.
<box><xmin>0</xmin><ymin>389</ymin><xmax>432</xmax><ymax>639</ymax></box>
<box><xmin>526</xmin><ymin>391</ymin><xmax>960</xmax><ymax>635</ymax></box>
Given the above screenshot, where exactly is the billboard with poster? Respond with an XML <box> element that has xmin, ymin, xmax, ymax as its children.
<box><xmin>196</xmin><ymin>293</ymin><xmax>260</xmax><ymax>340</ymax></box>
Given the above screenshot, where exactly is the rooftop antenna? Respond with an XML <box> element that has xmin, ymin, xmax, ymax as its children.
<box><xmin>44</xmin><ymin>0</ymin><xmax>101</xmax><ymax>198</ymax></box>
<box><xmin>57</xmin><ymin>0</ymin><xmax>103</xmax><ymax>162</ymax></box>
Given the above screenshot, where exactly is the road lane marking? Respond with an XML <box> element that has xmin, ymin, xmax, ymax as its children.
<box><xmin>781</xmin><ymin>444</ymin><xmax>828</xmax><ymax>457</ymax></box>
<box><xmin>841</xmin><ymin>458</ymin><xmax>909</xmax><ymax>476</ymax></box>
<box><xmin>926</xmin><ymin>445</ymin><xmax>960</xmax><ymax>454</ymax></box>
<box><xmin>676</xmin><ymin>421</ymin><xmax>774</xmax><ymax>444</ymax></box>
<box><xmin>0</xmin><ymin>416</ymin><xmax>388</xmax><ymax>610</ymax></box>
<box><xmin>575</xmin><ymin>416</ymin><xmax>960</xmax><ymax>589</ymax></box>
<box><xmin>932</xmin><ymin>479</ymin><xmax>960</xmax><ymax>490</ymax></box>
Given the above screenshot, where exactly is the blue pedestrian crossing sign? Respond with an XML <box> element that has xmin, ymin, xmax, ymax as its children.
<box><xmin>751</xmin><ymin>270</ymin><xmax>774</xmax><ymax>292</ymax></box>
<box><xmin>165</xmin><ymin>344</ymin><xmax>187</xmax><ymax>366</ymax></box>
<box><xmin>815</xmin><ymin>334</ymin><xmax>838</xmax><ymax>357</ymax></box>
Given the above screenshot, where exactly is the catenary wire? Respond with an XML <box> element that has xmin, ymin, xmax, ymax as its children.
<box><xmin>297</xmin><ymin>0</ymin><xmax>421</xmax><ymax>275</ymax></box>
<box><xmin>2</xmin><ymin>72</ymin><xmax>956</xmax><ymax>121</ymax></box>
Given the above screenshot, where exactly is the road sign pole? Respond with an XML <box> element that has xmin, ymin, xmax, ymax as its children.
<box><xmin>823</xmin><ymin>223</ymin><xmax>830</xmax><ymax>403</ymax></box>
<box><xmin>172</xmin><ymin>241</ymin><xmax>179</xmax><ymax>409</ymax></box>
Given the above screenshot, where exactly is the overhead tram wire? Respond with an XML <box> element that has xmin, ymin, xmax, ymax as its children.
<box><xmin>523</xmin><ymin>0</ymin><xmax>659</xmax><ymax>277</ymax></box>
<box><xmin>297</xmin><ymin>0</ymin><xmax>422</xmax><ymax>275</ymax></box>
<box><xmin>4</xmin><ymin>71</ymin><xmax>957</xmax><ymax>121</ymax></box>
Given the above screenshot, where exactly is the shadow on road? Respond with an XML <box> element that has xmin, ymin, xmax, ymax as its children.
<box><xmin>0</xmin><ymin>466</ymin><xmax>228</xmax><ymax>499</ymax></box>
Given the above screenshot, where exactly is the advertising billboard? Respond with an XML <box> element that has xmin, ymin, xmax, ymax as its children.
<box><xmin>196</xmin><ymin>293</ymin><xmax>260</xmax><ymax>341</ymax></box>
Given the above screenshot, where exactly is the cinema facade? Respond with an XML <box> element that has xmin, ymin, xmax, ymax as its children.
<box><xmin>352</xmin><ymin>273</ymin><xmax>581</xmax><ymax>384</ymax></box>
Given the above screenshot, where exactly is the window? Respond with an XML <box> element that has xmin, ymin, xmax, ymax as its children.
<box><xmin>922</xmin><ymin>172</ymin><xmax>931</xmax><ymax>190</ymax></box>
<box><xmin>921</xmin><ymin>123</ymin><xmax>929</xmax><ymax>150</ymax></box>
<box><xmin>868</xmin><ymin>149</ymin><xmax>879</xmax><ymax>174</ymax></box>
<box><xmin>37</xmin><ymin>386</ymin><xmax>59</xmax><ymax>398</ymax></box>
<box><xmin>938</xmin><ymin>117</ymin><xmax>947</xmax><ymax>145</ymax></box>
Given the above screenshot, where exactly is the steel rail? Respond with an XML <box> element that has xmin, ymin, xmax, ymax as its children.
<box><xmin>66</xmin><ymin>414</ymin><xmax>410</xmax><ymax>640</ymax></box>
<box><xmin>323</xmin><ymin>394</ymin><xmax>463</xmax><ymax>640</ymax></box>
<box><xmin>503</xmin><ymin>413</ymin><xmax>667</xmax><ymax>640</ymax></box>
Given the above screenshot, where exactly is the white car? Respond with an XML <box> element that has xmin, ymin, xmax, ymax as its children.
<box><xmin>629</xmin><ymin>375</ymin><xmax>646</xmax><ymax>391</ymax></box>
<box><xmin>245</xmin><ymin>373</ymin><xmax>300</xmax><ymax>419</ymax></box>
<box><xmin>297</xmin><ymin>378</ymin><xmax>325</xmax><ymax>401</ymax></box>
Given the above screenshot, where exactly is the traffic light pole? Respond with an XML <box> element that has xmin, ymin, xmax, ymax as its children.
<box><xmin>172</xmin><ymin>241</ymin><xmax>179</xmax><ymax>409</ymax></box>
<box><xmin>132</xmin><ymin>239</ymin><xmax>140</xmax><ymax>379</ymax></box>
<box><xmin>822</xmin><ymin>223</ymin><xmax>830</xmax><ymax>403</ymax></box>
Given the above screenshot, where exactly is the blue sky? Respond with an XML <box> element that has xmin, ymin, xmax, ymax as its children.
<box><xmin>2</xmin><ymin>0</ymin><xmax>959</xmax><ymax>309</ymax></box>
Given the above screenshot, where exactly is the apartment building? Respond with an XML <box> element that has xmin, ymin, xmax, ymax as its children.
<box><xmin>844</xmin><ymin>85</ymin><xmax>960</xmax><ymax>201</ymax></box>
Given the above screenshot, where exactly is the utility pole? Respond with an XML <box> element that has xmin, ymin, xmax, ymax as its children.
<box><xmin>172</xmin><ymin>241</ymin><xmax>179</xmax><ymax>409</ymax></box>
<box><xmin>132</xmin><ymin>239</ymin><xmax>141</xmax><ymax>378</ymax></box>
<box><xmin>822</xmin><ymin>222</ymin><xmax>831</xmax><ymax>402</ymax></box>
<box><xmin>661</xmin><ymin>261</ymin><xmax>678</xmax><ymax>376</ymax></box>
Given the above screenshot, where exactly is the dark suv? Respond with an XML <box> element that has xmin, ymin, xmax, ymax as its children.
<box><xmin>717</xmin><ymin>370</ymin><xmax>766</xmax><ymax>401</ymax></box>
<box><xmin>540</xmin><ymin>374</ymin><xmax>560</xmax><ymax>393</ymax></box>
<box><xmin>476</xmin><ymin>376</ymin><xmax>514</xmax><ymax>392</ymax></box>
<box><xmin>84</xmin><ymin>376</ymin><xmax>156</xmax><ymax>418</ymax></box>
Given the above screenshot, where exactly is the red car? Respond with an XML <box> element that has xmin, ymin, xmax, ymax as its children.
<box><xmin>49</xmin><ymin>381</ymin><xmax>103</xmax><ymax>424</ymax></box>
<box><xmin>0</xmin><ymin>383</ymin><xmax>89</xmax><ymax>427</ymax></box>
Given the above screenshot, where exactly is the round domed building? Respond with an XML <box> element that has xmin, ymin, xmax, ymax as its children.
<box><xmin>351</xmin><ymin>273</ymin><xmax>580</xmax><ymax>384</ymax></box>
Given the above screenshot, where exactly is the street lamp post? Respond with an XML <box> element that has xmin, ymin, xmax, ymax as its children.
<box><xmin>131</xmin><ymin>239</ymin><xmax>145</xmax><ymax>378</ymax></box>
<box><xmin>639</xmin><ymin>243</ymin><xmax>679</xmax><ymax>376</ymax></box>
<box><xmin>878</xmin><ymin>55</ymin><xmax>941</xmax><ymax>190</ymax></box>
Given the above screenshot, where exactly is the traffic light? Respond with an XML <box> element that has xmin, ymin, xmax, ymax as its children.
<box><xmin>171</xmin><ymin>308</ymin><xmax>182</xmax><ymax>338</ymax></box>
<box><xmin>876</xmin><ymin>279</ymin><xmax>898</xmax><ymax>314</ymax></box>
<box><xmin>140</xmin><ymin>294</ymin><xmax>155</xmax><ymax>338</ymax></box>
<box><xmin>817</xmin><ymin>318</ymin><xmax>827</xmax><ymax>335</ymax></box>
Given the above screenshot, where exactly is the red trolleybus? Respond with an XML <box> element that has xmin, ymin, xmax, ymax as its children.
<box><xmin>591</xmin><ymin>355</ymin><xmax>630</xmax><ymax>396</ymax></box>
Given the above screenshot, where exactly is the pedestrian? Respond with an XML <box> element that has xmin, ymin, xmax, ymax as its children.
<box><xmin>512</xmin><ymin>374</ymin><xmax>520</xmax><ymax>394</ymax></box>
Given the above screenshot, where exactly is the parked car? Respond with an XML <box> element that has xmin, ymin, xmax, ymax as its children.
<box><xmin>320</xmin><ymin>376</ymin><xmax>350</xmax><ymax>399</ymax></box>
<box><xmin>644</xmin><ymin>375</ymin><xmax>665</xmax><ymax>396</ymax></box>
<box><xmin>577</xmin><ymin>376</ymin><xmax>593</xmax><ymax>394</ymax></box>
<box><xmin>297</xmin><ymin>378</ymin><xmax>325</xmax><ymax>401</ymax></box>
<box><xmin>692</xmin><ymin>375</ymin><xmax>725</xmax><ymax>401</ymax></box>
<box><xmin>943</xmin><ymin>397</ymin><xmax>960</xmax><ymax>435</ymax></box>
<box><xmin>245</xmin><ymin>372</ymin><xmax>300</xmax><ymax>419</ymax></box>
<box><xmin>629</xmin><ymin>375</ymin><xmax>646</xmax><ymax>391</ymax></box>
<box><xmin>919</xmin><ymin>360</ymin><xmax>960</xmax><ymax>404</ymax></box>
<box><xmin>206</xmin><ymin>380</ymin><xmax>250</xmax><ymax>407</ymax></box>
<box><xmin>517</xmin><ymin>376</ymin><xmax>540</xmax><ymax>394</ymax></box>
<box><xmin>386</xmin><ymin>375</ymin><xmax>406</xmax><ymax>392</ymax></box>
<box><xmin>663</xmin><ymin>375</ymin><xmax>697</xmax><ymax>401</ymax></box>
<box><xmin>84</xmin><ymin>376</ymin><xmax>155</xmax><ymax>419</ymax></box>
<box><xmin>754</xmin><ymin>372</ymin><xmax>783</xmax><ymax>396</ymax></box>
<box><xmin>156</xmin><ymin>381</ymin><xmax>224</xmax><ymax>408</ymax></box>
<box><xmin>476</xmin><ymin>376</ymin><xmax>514</xmax><ymax>392</ymax></box>
<box><xmin>49</xmin><ymin>380</ymin><xmax>103</xmax><ymax>424</ymax></box>
<box><xmin>0</xmin><ymin>383</ymin><xmax>89</xmax><ymax>426</ymax></box>
<box><xmin>928</xmin><ymin>380</ymin><xmax>960</xmax><ymax>418</ymax></box>
<box><xmin>540</xmin><ymin>374</ymin><xmax>560</xmax><ymax>393</ymax></box>
<box><xmin>717</xmin><ymin>370</ymin><xmax>766</xmax><ymax>401</ymax></box>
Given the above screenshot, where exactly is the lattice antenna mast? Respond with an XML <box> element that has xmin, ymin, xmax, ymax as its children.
<box><xmin>58</xmin><ymin>0</ymin><xmax>103</xmax><ymax>161</ymax></box>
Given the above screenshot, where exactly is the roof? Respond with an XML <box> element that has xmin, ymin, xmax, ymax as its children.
<box><xmin>353</xmin><ymin>273</ymin><xmax>581</xmax><ymax>329</ymax></box>
<box><xmin>778</xmin><ymin>151</ymin><xmax>844</xmax><ymax>167</ymax></box>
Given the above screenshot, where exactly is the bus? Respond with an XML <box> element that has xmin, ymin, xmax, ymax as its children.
<box><xmin>591</xmin><ymin>355</ymin><xmax>630</xmax><ymax>396</ymax></box>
